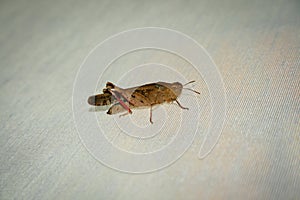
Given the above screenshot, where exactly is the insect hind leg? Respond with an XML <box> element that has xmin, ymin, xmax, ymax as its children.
<box><xmin>106</xmin><ymin>82</ymin><xmax>115</xmax><ymax>89</ymax></box>
<box><xmin>119</xmin><ymin>112</ymin><xmax>130</xmax><ymax>118</ymax></box>
<box><xmin>109</xmin><ymin>90</ymin><xmax>132</xmax><ymax>114</ymax></box>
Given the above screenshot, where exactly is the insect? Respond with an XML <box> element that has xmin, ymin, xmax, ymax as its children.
<box><xmin>87</xmin><ymin>81</ymin><xmax>200</xmax><ymax>124</ymax></box>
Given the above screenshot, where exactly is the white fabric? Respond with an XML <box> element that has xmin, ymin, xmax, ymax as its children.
<box><xmin>0</xmin><ymin>0</ymin><xmax>299</xmax><ymax>199</ymax></box>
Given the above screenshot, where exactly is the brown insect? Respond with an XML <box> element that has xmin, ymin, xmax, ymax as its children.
<box><xmin>88</xmin><ymin>81</ymin><xmax>200</xmax><ymax>124</ymax></box>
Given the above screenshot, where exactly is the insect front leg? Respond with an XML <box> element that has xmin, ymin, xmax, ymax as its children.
<box><xmin>175</xmin><ymin>99</ymin><xmax>189</xmax><ymax>110</ymax></box>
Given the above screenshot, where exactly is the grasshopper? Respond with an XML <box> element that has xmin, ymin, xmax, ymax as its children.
<box><xmin>88</xmin><ymin>81</ymin><xmax>200</xmax><ymax>124</ymax></box>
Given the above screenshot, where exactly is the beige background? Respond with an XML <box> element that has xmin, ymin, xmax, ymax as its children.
<box><xmin>0</xmin><ymin>0</ymin><xmax>299</xmax><ymax>199</ymax></box>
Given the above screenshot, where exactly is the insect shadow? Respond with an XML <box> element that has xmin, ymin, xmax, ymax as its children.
<box><xmin>89</xmin><ymin>106</ymin><xmax>110</xmax><ymax>112</ymax></box>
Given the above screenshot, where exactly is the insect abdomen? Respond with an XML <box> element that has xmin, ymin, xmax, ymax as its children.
<box><xmin>129</xmin><ymin>84</ymin><xmax>177</xmax><ymax>106</ymax></box>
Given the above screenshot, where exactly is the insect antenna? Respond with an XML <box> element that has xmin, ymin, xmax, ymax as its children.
<box><xmin>183</xmin><ymin>80</ymin><xmax>196</xmax><ymax>86</ymax></box>
<box><xmin>183</xmin><ymin>87</ymin><xmax>200</xmax><ymax>94</ymax></box>
<box><xmin>182</xmin><ymin>80</ymin><xmax>200</xmax><ymax>94</ymax></box>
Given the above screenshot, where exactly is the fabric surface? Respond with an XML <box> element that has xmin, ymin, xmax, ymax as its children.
<box><xmin>0</xmin><ymin>0</ymin><xmax>299</xmax><ymax>199</ymax></box>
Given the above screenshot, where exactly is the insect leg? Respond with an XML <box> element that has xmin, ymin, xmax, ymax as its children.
<box><xmin>109</xmin><ymin>90</ymin><xmax>132</xmax><ymax>114</ymax></box>
<box><xmin>175</xmin><ymin>100</ymin><xmax>189</xmax><ymax>110</ymax></box>
<box><xmin>119</xmin><ymin>112</ymin><xmax>130</xmax><ymax>118</ymax></box>
<box><xmin>149</xmin><ymin>105</ymin><xmax>153</xmax><ymax>124</ymax></box>
<box><xmin>107</xmin><ymin>103</ymin><xmax>130</xmax><ymax>115</ymax></box>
